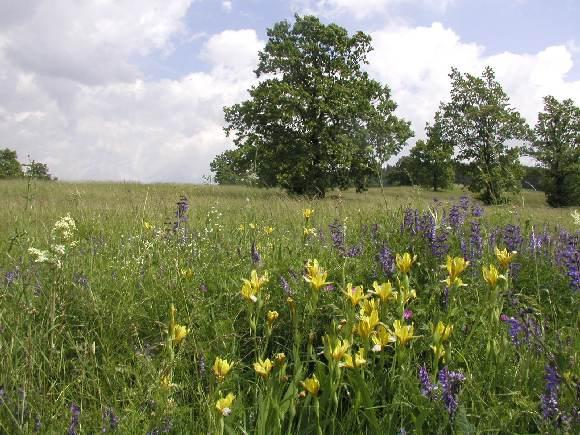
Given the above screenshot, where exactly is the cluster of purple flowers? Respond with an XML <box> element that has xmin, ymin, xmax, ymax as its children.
<box><xmin>555</xmin><ymin>230</ymin><xmax>579</xmax><ymax>291</ymax></box>
<box><xmin>68</xmin><ymin>403</ymin><xmax>80</xmax><ymax>435</ymax></box>
<box><xmin>541</xmin><ymin>365</ymin><xmax>561</xmax><ymax>421</ymax></box>
<box><xmin>102</xmin><ymin>407</ymin><xmax>119</xmax><ymax>432</ymax></box>
<box><xmin>378</xmin><ymin>244</ymin><xmax>395</xmax><ymax>276</ymax></box>
<box><xmin>418</xmin><ymin>366</ymin><xmax>466</xmax><ymax>416</ymax></box>
<box><xmin>528</xmin><ymin>226</ymin><xmax>552</xmax><ymax>254</ymax></box>
<box><xmin>502</xmin><ymin>224</ymin><xmax>523</xmax><ymax>252</ymax></box>
<box><xmin>4</xmin><ymin>269</ymin><xmax>18</xmax><ymax>285</ymax></box>
<box><xmin>500</xmin><ymin>310</ymin><xmax>542</xmax><ymax>349</ymax></box>
<box><xmin>328</xmin><ymin>220</ymin><xmax>363</xmax><ymax>258</ymax></box>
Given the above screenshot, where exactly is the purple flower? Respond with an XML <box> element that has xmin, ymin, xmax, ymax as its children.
<box><xmin>500</xmin><ymin>310</ymin><xmax>542</xmax><ymax>348</ymax></box>
<box><xmin>555</xmin><ymin>230</ymin><xmax>579</xmax><ymax>291</ymax></box>
<box><xmin>102</xmin><ymin>407</ymin><xmax>119</xmax><ymax>432</ymax></box>
<box><xmin>541</xmin><ymin>365</ymin><xmax>561</xmax><ymax>421</ymax></box>
<box><xmin>459</xmin><ymin>196</ymin><xmax>470</xmax><ymax>211</ymax></box>
<box><xmin>438</xmin><ymin>367</ymin><xmax>465</xmax><ymax>416</ymax></box>
<box><xmin>280</xmin><ymin>276</ymin><xmax>292</xmax><ymax>295</ymax></box>
<box><xmin>403</xmin><ymin>309</ymin><xmax>413</xmax><ymax>320</ymax></box>
<box><xmin>370</xmin><ymin>223</ymin><xmax>379</xmax><ymax>242</ymax></box>
<box><xmin>502</xmin><ymin>224</ymin><xmax>523</xmax><ymax>252</ymax></box>
<box><xmin>378</xmin><ymin>245</ymin><xmax>395</xmax><ymax>276</ymax></box>
<box><xmin>469</xmin><ymin>220</ymin><xmax>483</xmax><ymax>262</ymax></box>
<box><xmin>5</xmin><ymin>270</ymin><xmax>18</xmax><ymax>285</ymax></box>
<box><xmin>199</xmin><ymin>283</ymin><xmax>208</xmax><ymax>293</ymax></box>
<box><xmin>471</xmin><ymin>204</ymin><xmax>484</xmax><ymax>217</ymax></box>
<box><xmin>431</xmin><ymin>228</ymin><xmax>449</xmax><ymax>259</ymax></box>
<box><xmin>251</xmin><ymin>241</ymin><xmax>261</xmax><ymax>264</ymax></box>
<box><xmin>402</xmin><ymin>208</ymin><xmax>418</xmax><ymax>234</ymax></box>
<box><xmin>448</xmin><ymin>205</ymin><xmax>463</xmax><ymax>231</ymax></box>
<box><xmin>68</xmin><ymin>403</ymin><xmax>80</xmax><ymax>435</ymax></box>
<box><xmin>324</xmin><ymin>284</ymin><xmax>335</xmax><ymax>292</ymax></box>
<box><xmin>328</xmin><ymin>220</ymin><xmax>345</xmax><ymax>254</ymax></box>
<box><xmin>418</xmin><ymin>365</ymin><xmax>437</xmax><ymax>399</ymax></box>
<box><xmin>345</xmin><ymin>245</ymin><xmax>363</xmax><ymax>258</ymax></box>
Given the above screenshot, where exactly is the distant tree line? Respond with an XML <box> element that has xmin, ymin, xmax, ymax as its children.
<box><xmin>0</xmin><ymin>148</ymin><xmax>56</xmax><ymax>180</ymax></box>
<box><xmin>211</xmin><ymin>15</ymin><xmax>578</xmax><ymax>207</ymax></box>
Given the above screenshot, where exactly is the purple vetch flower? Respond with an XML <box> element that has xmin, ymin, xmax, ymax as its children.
<box><xmin>328</xmin><ymin>220</ymin><xmax>345</xmax><ymax>254</ymax></box>
<box><xmin>541</xmin><ymin>364</ymin><xmax>561</xmax><ymax>421</ymax></box>
<box><xmin>431</xmin><ymin>228</ymin><xmax>449</xmax><ymax>259</ymax></box>
<box><xmin>280</xmin><ymin>276</ymin><xmax>292</xmax><ymax>295</ymax></box>
<box><xmin>5</xmin><ymin>270</ymin><xmax>18</xmax><ymax>285</ymax></box>
<box><xmin>448</xmin><ymin>205</ymin><xmax>463</xmax><ymax>231</ymax></box>
<box><xmin>378</xmin><ymin>245</ymin><xmax>395</xmax><ymax>276</ymax></box>
<box><xmin>402</xmin><ymin>208</ymin><xmax>418</xmax><ymax>234</ymax></box>
<box><xmin>251</xmin><ymin>240</ymin><xmax>261</xmax><ymax>264</ymax></box>
<box><xmin>74</xmin><ymin>273</ymin><xmax>89</xmax><ymax>288</ymax></box>
<box><xmin>438</xmin><ymin>367</ymin><xmax>466</xmax><ymax>416</ymax></box>
<box><xmin>345</xmin><ymin>245</ymin><xmax>363</xmax><ymax>258</ymax></box>
<box><xmin>324</xmin><ymin>284</ymin><xmax>335</xmax><ymax>292</ymax></box>
<box><xmin>500</xmin><ymin>310</ymin><xmax>542</xmax><ymax>348</ymax></box>
<box><xmin>471</xmin><ymin>204</ymin><xmax>484</xmax><ymax>217</ymax></box>
<box><xmin>102</xmin><ymin>407</ymin><xmax>119</xmax><ymax>432</ymax></box>
<box><xmin>554</xmin><ymin>230</ymin><xmax>579</xmax><ymax>291</ymax></box>
<box><xmin>502</xmin><ymin>224</ymin><xmax>523</xmax><ymax>252</ymax></box>
<box><xmin>403</xmin><ymin>309</ymin><xmax>413</xmax><ymax>320</ymax></box>
<box><xmin>418</xmin><ymin>365</ymin><xmax>438</xmax><ymax>399</ymax></box>
<box><xmin>459</xmin><ymin>196</ymin><xmax>470</xmax><ymax>211</ymax></box>
<box><xmin>68</xmin><ymin>403</ymin><xmax>81</xmax><ymax>435</ymax></box>
<box><xmin>488</xmin><ymin>228</ymin><xmax>500</xmax><ymax>251</ymax></box>
<box><xmin>370</xmin><ymin>223</ymin><xmax>379</xmax><ymax>242</ymax></box>
<box><xmin>469</xmin><ymin>220</ymin><xmax>483</xmax><ymax>262</ymax></box>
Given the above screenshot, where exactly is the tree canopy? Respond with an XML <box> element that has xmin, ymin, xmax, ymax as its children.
<box><xmin>439</xmin><ymin>67</ymin><xmax>530</xmax><ymax>204</ymax></box>
<box><xmin>214</xmin><ymin>15</ymin><xmax>412</xmax><ymax>196</ymax></box>
<box><xmin>529</xmin><ymin>96</ymin><xmax>580</xmax><ymax>207</ymax></box>
<box><xmin>0</xmin><ymin>148</ymin><xmax>23</xmax><ymax>178</ymax></box>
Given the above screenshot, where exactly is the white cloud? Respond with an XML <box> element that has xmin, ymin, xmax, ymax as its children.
<box><xmin>222</xmin><ymin>1</ymin><xmax>233</xmax><ymax>12</ymax></box>
<box><xmin>293</xmin><ymin>0</ymin><xmax>454</xmax><ymax>19</ymax></box>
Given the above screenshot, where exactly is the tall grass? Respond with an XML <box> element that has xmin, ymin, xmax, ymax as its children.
<box><xmin>0</xmin><ymin>180</ymin><xmax>578</xmax><ymax>433</ymax></box>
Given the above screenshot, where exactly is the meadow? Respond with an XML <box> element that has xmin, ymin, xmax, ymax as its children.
<box><xmin>0</xmin><ymin>180</ymin><xmax>578</xmax><ymax>434</ymax></box>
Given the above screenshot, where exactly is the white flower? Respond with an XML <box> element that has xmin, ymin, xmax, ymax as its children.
<box><xmin>52</xmin><ymin>244</ymin><xmax>66</xmax><ymax>256</ymax></box>
<box><xmin>28</xmin><ymin>247</ymin><xmax>51</xmax><ymax>263</ymax></box>
<box><xmin>572</xmin><ymin>210</ymin><xmax>580</xmax><ymax>227</ymax></box>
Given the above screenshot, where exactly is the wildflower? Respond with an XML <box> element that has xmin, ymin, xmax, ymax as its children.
<box><xmin>502</xmin><ymin>224</ymin><xmax>523</xmax><ymax>252</ymax></box>
<box><xmin>392</xmin><ymin>320</ymin><xmax>417</xmax><ymax>346</ymax></box>
<box><xmin>266</xmin><ymin>310</ymin><xmax>279</xmax><ymax>325</ymax></box>
<box><xmin>371</xmin><ymin>325</ymin><xmax>394</xmax><ymax>352</ymax></box>
<box><xmin>442</xmin><ymin>256</ymin><xmax>469</xmax><ymax>287</ymax></box>
<box><xmin>340</xmin><ymin>348</ymin><xmax>367</xmax><ymax>368</ymax></box>
<box><xmin>495</xmin><ymin>247</ymin><xmax>516</xmax><ymax>270</ymax></box>
<box><xmin>274</xmin><ymin>352</ymin><xmax>286</xmax><ymax>365</ymax></box>
<box><xmin>303</xmin><ymin>208</ymin><xmax>314</xmax><ymax>219</ymax></box>
<box><xmin>28</xmin><ymin>247</ymin><xmax>52</xmax><ymax>264</ymax></box>
<box><xmin>302</xmin><ymin>375</ymin><xmax>320</xmax><ymax>396</ymax></box>
<box><xmin>370</xmin><ymin>280</ymin><xmax>397</xmax><ymax>303</ymax></box>
<box><xmin>254</xmin><ymin>358</ymin><xmax>274</xmax><ymax>379</ymax></box>
<box><xmin>431</xmin><ymin>321</ymin><xmax>453</xmax><ymax>344</ymax></box>
<box><xmin>482</xmin><ymin>264</ymin><xmax>504</xmax><ymax>288</ymax></box>
<box><xmin>280</xmin><ymin>276</ymin><xmax>293</xmax><ymax>295</ymax></box>
<box><xmin>431</xmin><ymin>343</ymin><xmax>446</xmax><ymax>360</ymax></box>
<box><xmin>357</xmin><ymin>309</ymin><xmax>380</xmax><ymax>339</ymax></box>
<box><xmin>378</xmin><ymin>245</ymin><xmax>396</xmax><ymax>275</ymax></box>
<box><xmin>241</xmin><ymin>270</ymin><xmax>269</xmax><ymax>302</ymax></box>
<box><xmin>396</xmin><ymin>252</ymin><xmax>417</xmax><ymax>274</ymax></box>
<box><xmin>212</xmin><ymin>357</ymin><xmax>232</xmax><ymax>382</ymax></box>
<box><xmin>263</xmin><ymin>226</ymin><xmax>274</xmax><ymax>235</ymax></box>
<box><xmin>397</xmin><ymin>278</ymin><xmax>417</xmax><ymax>305</ymax></box>
<box><xmin>403</xmin><ymin>309</ymin><xmax>413</xmax><ymax>320</ymax></box>
<box><xmin>303</xmin><ymin>227</ymin><xmax>317</xmax><ymax>237</ymax></box>
<box><xmin>68</xmin><ymin>403</ymin><xmax>81</xmax><ymax>435</ymax></box>
<box><xmin>143</xmin><ymin>221</ymin><xmax>154</xmax><ymax>231</ymax></box>
<box><xmin>251</xmin><ymin>241</ymin><xmax>261</xmax><ymax>264</ymax></box>
<box><xmin>344</xmin><ymin>283</ymin><xmax>367</xmax><ymax>306</ymax></box>
<box><xmin>438</xmin><ymin>367</ymin><xmax>465</xmax><ymax>416</ymax></box>
<box><xmin>180</xmin><ymin>268</ymin><xmax>193</xmax><ymax>278</ymax></box>
<box><xmin>249</xmin><ymin>223</ymin><xmax>256</xmax><ymax>229</ymax></box>
<box><xmin>541</xmin><ymin>364</ymin><xmax>561</xmax><ymax>421</ymax></box>
<box><xmin>418</xmin><ymin>365</ymin><xmax>437</xmax><ymax>399</ymax></box>
<box><xmin>571</xmin><ymin>210</ymin><xmax>580</xmax><ymax>227</ymax></box>
<box><xmin>172</xmin><ymin>324</ymin><xmax>188</xmax><ymax>345</ymax></box>
<box><xmin>360</xmin><ymin>298</ymin><xmax>380</xmax><ymax>316</ymax></box>
<box><xmin>215</xmin><ymin>393</ymin><xmax>235</xmax><ymax>416</ymax></box>
<box><xmin>328</xmin><ymin>220</ymin><xmax>345</xmax><ymax>254</ymax></box>
<box><xmin>329</xmin><ymin>338</ymin><xmax>350</xmax><ymax>361</ymax></box>
<box><xmin>303</xmin><ymin>259</ymin><xmax>331</xmax><ymax>290</ymax></box>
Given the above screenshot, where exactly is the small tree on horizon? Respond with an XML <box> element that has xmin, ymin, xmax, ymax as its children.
<box><xmin>0</xmin><ymin>148</ymin><xmax>24</xmax><ymax>178</ymax></box>
<box><xmin>439</xmin><ymin>67</ymin><xmax>530</xmax><ymax>204</ymax></box>
<box><xmin>529</xmin><ymin>96</ymin><xmax>579</xmax><ymax>207</ymax></box>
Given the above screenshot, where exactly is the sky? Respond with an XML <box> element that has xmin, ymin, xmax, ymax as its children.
<box><xmin>0</xmin><ymin>0</ymin><xmax>579</xmax><ymax>182</ymax></box>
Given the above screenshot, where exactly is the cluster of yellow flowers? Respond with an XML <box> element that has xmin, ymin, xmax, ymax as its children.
<box><xmin>304</xmin><ymin>259</ymin><xmax>331</xmax><ymax>290</ymax></box>
<box><xmin>240</xmin><ymin>270</ymin><xmax>270</xmax><ymax>303</ymax></box>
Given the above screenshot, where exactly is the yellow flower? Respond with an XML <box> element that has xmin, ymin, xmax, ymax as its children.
<box><xmin>482</xmin><ymin>264</ymin><xmax>504</xmax><ymax>288</ymax></box>
<box><xmin>330</xmin><ymin>338</ymin><xmax>350</xmax><ymax>361</ymax></box>
<box><xmin>249</xmin><ymin>223</ymin><xmax>256</xmax><ymax>229</ymax></box>
<box><xmin>398</xmin><ymin>285</ymin><xmax>417</xmax><ymax>305</ymax></box>
<box><xmin>304</xmin><ymin>259</ymin><xmax>331</xmax><ymax>290</ymax></box>
<box><xmin>238</xmin><ymin>224</ymin><xmax>245</xmax><ymax>231</ymax></box>
<box><xmin>302</xmin><ymin>374</ymin><xmax>320</xmax><ymax>396</ymax></box>
<box><xmin>396</xmin><ymin>252</ymin><xmax>417</xmax><ymax>274</ymax></box>
<box><xmin>263</xmin><ymin>226</ymin><xmax>274</xmax><ymax>235</ymax></box>
<box><xmin>431</xmin><ymin>321</ymin><xmax>453</xmax><ymax>344</ymax></box>
<box><xmin>392</xmin><ymin>320</ymin><xmax>417</xmax><ymax>346</ymax></box>
<box><xmin>303</xmin><ymin>208</ymin><xmax>314</xmax><ymax>219</ymax></box>
<box><xmin>172</xmin><ymin>324</ymin><xmax>188</xmax><ymax>345</ymax></box>
<box><xmin>143</xmin><ymin>221</ymin><xmax>154</xmax><ymax>230</ymax></box>
<box><xmin>340</xmin><ymin>348</ymin><xmax>367</xmax><ymax>369</ymax></box>
<box><xmin>371</xmin><ymin>325</ymin><xmax>394</xmax><ymax>352</ymax></box>
<box><xmin>160</xmin><ymin>373</ymin><xmax>175</xmax><ymax>390</ymax></box>
<box><xmin>267</xmin><ymin>310</ymin><xmax>279</xmax><ymax>325</ymax></box>
<box><xmin>442</xmin><ymin>256</ymin><xmax>469</xmax><ymax>287</ymax></box>
<box><xmin>215</xmin><ymin>392</ymin><xmax>235</xmax><ymax>416</ymax></box>
<box><xmin>240</xmin><ymin>281</ymin><xmax>258</xmax><ymax>303</ymax></box>
<box><xmin>212</xmin><ymin>357</ymin><xmax>232</xmax><ymax>382</ymax></box>
<box><xmin>431</xmin><ymin>343</ymin><xmax>446</xmax><ymax>361</ymax></box>
<box><xmin>495</xmin><ymin>247</ymin><xmax>517</xmax><ymax>270</ymax></box>
<box><xmin>180</xmin><ymin>267</ymin><xmax>193</xmax><ymax>278</ymax></box>
<box><xmin>303</xmin><ymin>227</ymin><xmax>317</xmax><ymax>237</ymax></box>
<box><xmin>343</xmin><ymin>283</ymin><xmax>367</xmax><ymax>306</ymax></box>
<box><xmin>274</xmin><ymin>352</ymin><xmax>286</xmax><ymax>365</ymax></box>
<box><xmin>254</xmin><ymin>358</ymin><xmax>274</xmax><ymax>379</ymax></box>
<box><xmin>356</xmin><ymin>309</ymin><xmax>380</xmax><ymax>339</ymax></box>
<box><xmin>360</xmin><ymin>298</ymin><xmax>380</xmax><ymax>316</ymax></box>
<box><xmin>370</xmin><ymin>281</ymin><xmax>397</xmax><ymax>303</ymax></box>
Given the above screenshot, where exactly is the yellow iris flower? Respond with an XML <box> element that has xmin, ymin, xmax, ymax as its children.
<box><xmin>172</xmin><ymin>324</ymin><xmax>188</xmax><ymax>345</ymax></box>
<box><xmin>431</xmin><ymin>343</ymin><xmax>446</xmax><ymax>360</ymax></box>
<box><xmin>392</xmin><ymin>320</ymin><xmax>417</xmax><ymax>346</ymax></box>
<box><xmin>240</xmin><ymin>270</ymin><xmax>269</xmax><ymax>302</ymax></box>
<box><xmin>267</xmin><ymin>310</ymin><xmax>279</xmax><ymax>325</ymax></box>
<box><xmin>340</xmin><ymin>348</ymin><xmax>367</xmax><ymax>369</ymax></box>
<box><xmin>360</xmin><ymin>298</ymin><xmax>380</xmax><ymax>316</ymax></box>
<box><xmin>396</xmin><ymin>252</ymin><xmax>417</xmax><ymax>274</ymax></box>
<box><xmin>330</xmin><ymin>338</ymin><xmax>350</xmax><ymax>361</ymax></box>
<box><xmin>303</xmin><ymin>208</ymin><xmax>314</xmax><ymax>219</ymax></box>
<box><xmin>254</xmin><ymin>358</ymin><xmax>274</xmax><ymax>379</ymax></box>
<box><xmin>357</xmin><ymin>308</ymin><xmax>380</xmax><ymax>339</ymax></box>
<box><xmin>442</xmin><ymin>256</ymin><xmax>469</xmax><ymax>287</ymax></box>
<box><xmin>344</xmin><ymin>283</ymin><xmax>368</xmax><ymax>306</ymax></box>
<box><xmin>482</xmin><ymin>264</ymin><xmax>504</xmax><ymax>288</ymax></box>
<box><xmin>431</xmin><ymin>320</ymin><xmax>453</xmax><ymax>344</ymax></box>
<box><xmin>215</xmin><ymin>392</ymin><xmax>235</xmax><ymax>416</ymax></box>
<box><xmin>304</xmin><ymin>259</ymin><xmax>331</xmax><ymax>290</ymax></box>
<box><xmin>495</xmin><ymin>247</ymin><xmax>517</xmax><ymax>270</ymax></box>
<box><xmin>371</xmin><ymin>325</ymin><xmax>395</xmax><ymax>352</ymax></box>
<box><xmin>212</xmin><ymin>357</ymin><xmax>233</xmax><ymax>382</ymax></box>
<box><xmin>302</xmin><ymin>374</ymin><xmax>320</xmax><ymax>396</ymax></box>
<box><xmin>370</xmin><ymin>280</ymin><xmax>397</xmax><ymax>303</ymax></box>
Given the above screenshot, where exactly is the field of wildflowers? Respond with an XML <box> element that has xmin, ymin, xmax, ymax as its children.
<box><xmin>0</xmin><ymin>181</ymin><xmax>578</xmax><ymax>434</ymax></box>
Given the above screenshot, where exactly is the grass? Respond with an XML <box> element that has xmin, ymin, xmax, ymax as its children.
<box><xmin>0</xmin><ymin>179</ymin><xmax>578</xmax><ymax>434</ymax></box>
